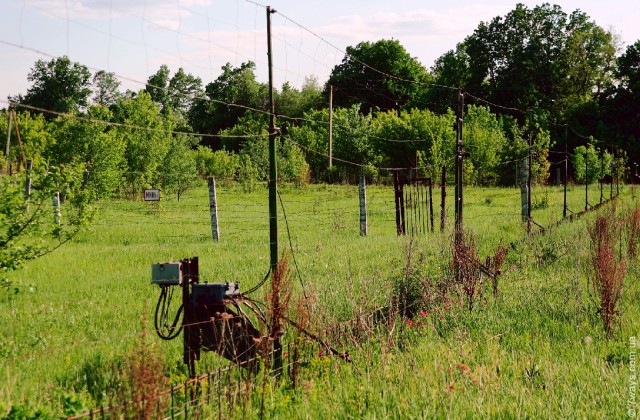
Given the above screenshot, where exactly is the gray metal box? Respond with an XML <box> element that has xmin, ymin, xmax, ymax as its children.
<box><xmin>152</xmin><ymin>262</ymin><xmax>182</xmax><ymax>285</ymax></box>
<box><xmin>191</xmin><ymin>283</ymin><xmax>239</xmax><ymax>304</ymax></box>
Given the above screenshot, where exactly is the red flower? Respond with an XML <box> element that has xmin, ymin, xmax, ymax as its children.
<box><xmin>318</xmin><ymin>349</ymin><xmax>324</xmax><ymax>356</ymax></box>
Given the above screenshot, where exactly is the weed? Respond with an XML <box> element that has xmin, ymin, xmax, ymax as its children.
<box><xmin>627</xmin><ymin>205</ymin><xmax>640</xmax><ymax>259</ymax></box>
<box><xmin>117</xmin><ymin>318</ymin><xmax>168</xmax><ymax>418</ymax></box>
<box><xmin>453</xmin><ymin>230</ymin><xmax>483</xmax><ymax>311</ymax></box>
<box><xmin>588</xmin><ymin>212</ymin><xmax>626</xmax><ymax>339</ymax></box>
<box><xmin>391</xmin><ymin>238</ymin><xmax>433</xmax><ymax>319</ymax></box>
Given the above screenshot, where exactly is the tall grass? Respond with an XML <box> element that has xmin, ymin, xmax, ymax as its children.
<box><xmin>0</xmin><ymin>183</ymin><xmax>637</xmax><ymax>417</ymax></box>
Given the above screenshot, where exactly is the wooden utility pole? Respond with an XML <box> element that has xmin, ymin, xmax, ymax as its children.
<box><xmin>454</xmin><ymin>90</ymin><xmax>464</xmax><ymax>232</ymax></box>
<box><xmin>440</xmin><ymin>166</ymin><xmax>446</xmax><ymax>232</ymax></box>
<box><xmin>563</xmin><ymin>127</ymin><xmax>567</xmax><ymax>219</ymax></box>
<box><xmin>329</xmin><ymin>85</ymin><xmax>333</xmax><ymax>169</ymax></box>
<box><xmin>527</xmin><ymin>109</ymin><xmax>532</xmax><ymax>234</ymax></box>
<box><xmin>4</xmin><ymin>108</ymin><xmax>11</xmax><ymax>171</ymax></box>
<box><xmin>266</xmin><ymin>5</ymin><xmax>282</xmax><ymax>377</ymax></box>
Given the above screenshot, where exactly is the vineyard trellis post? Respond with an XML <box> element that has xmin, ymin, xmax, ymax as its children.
<box><xmin>207</xmin><ymin>176</ymin><xmax>220</xmax><ymax>241</ymax></box>
<box><xmin>266</xmin><ymin>5</ymin><xmax>283</xmax><ymax>377</ymax></box>
<box><xmin>527</xmin><ymin>109</ymin><xmax>533</xmax><ymax>235</ymax></box>
<box><xmin>359</xmin><ymin>174</ymin><xmax>367</xmax><ymax>236</ymax></box>
<box><xmin>25</xmin><ymin>159</ymin><xmax>32</xmax><ymax>210</ymax></box>
<box><xmin>520</xmin><ymin>157</ymin><xmax>528</xmax><ymax>222</ymax></box>
<box><xmin>4</xmin><ymin>106</ymin><xmax>11</xmax><ymax>172</ymax></box>
<box><xmin>454</xmin><ymin>89</ymin><xmax>465</xmax><ymax>235</ymax></box>
<box><xmin>563</xmin><ymin>128</ymin><xmax>568</xmax><ymax>219</ymax></box>
<box><xmin>440</xmin><ymin>166</ymin><xmax>446</xmax><ymax>233</ymax></box>
<box><xmin>585</xmin><ymin>149</ymin><xmax>589</xmax><ymax>212</ymax></box>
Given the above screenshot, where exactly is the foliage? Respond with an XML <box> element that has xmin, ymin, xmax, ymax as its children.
<box><xmin>49</xmin><ymin>106</ymin><xmax>125</xmax><ymax>199</ymax></box>
<box><xmin>194</xmin><ymin>146</ymin><xmax>239</xmax><ymax>181</ymax></box>
<box><xmin>572</xmin><ymin>142</ymin><xmax>612</xmax><ymax>184</ymax></box>
<box><xmin>158</xmin><ymin>136</ymin><xmax>199</xmax><ymax>201</ymax></box>
<box><xmin>463</xmin><ymin>105</ymin><xmax>507</xmax><ymax>185</ymax></box>
<box><xmin>374</xmin><ymin>108</ymin><xmax>454</xmax><ymax>177</ymax></box>
<box><xmin>327</xmin><ymin>39</ymin><xmax>432</xmax><ymax>114</ymax></box>
<box><xmin>0</xmin><ymin>164</ymin><xmax>92</xmax><ymax>277</ymax></box>
<box><xmin>17</xmin><ymin>56</ymin><xmax>92</xmax><ymax>116</ymax></box>
<box><xmin>111</xmin><ymin>91</ymin><xmax>172</xmax><ymax>197</ymax></box>
<box><xmin>189</xmin><ymin>61</ymin><xmax>268</xmax><ymax>143</ymax></box>
<box><xmin>92</xmin><ymin>70</ymin><xmax>121</xmax><ymax>107</ymax></box>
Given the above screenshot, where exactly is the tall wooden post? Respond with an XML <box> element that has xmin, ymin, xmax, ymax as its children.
<box><xmin>585</xmin><ymin>151</ymin><xmax>589</xmax><ymax>212</ymax></box>
<box><xmin>207</xmin><ymin>176</ymin><xmax>220</xmax><ymax>241</ymax></box>
<box><xmin>527</xmin><ymin>109</ymin><xmax>532</xmax><ymax>234</ymax></box>
<box><xmin>359</xmin><ymin>175</ymin><xmax>367</xmax><ymax>236</ymax></box>
<box><xmin>53</xmin><ymin>191</ymin><xmax>61</xmax><ymax>225</ymax></box>
<box><xmin>520</xmin><ymin>157</ymin><xmax>529</xmax><ymax>222</ymax></box>
<box><xmin>266</xmin><ymin>6</ymin><xmax>282</xmax><ymax>377</ymax></box>
<box><xmin>4</xmin><ymin>108</ymin><xmax>11</xmax><ymax>172</ymax></box>
<box><xmin>563</xmin><ymin>132</ymin><xmax>567</xmax><ymax>219</ymax></box>
<box><xmin>429</xmin><ymin>178</ymin><xmax>434</xmax><ymax>233</ymax></box>
<box><xmin>329</xmin><ymin>85</ymin><xmax>333</xmax><ymax>169</ymax></box>
<box><xmin>25</xmin><ymin>159</ymin><xmax>32</xmax><ymax>210</ymax></box>
<box><xmin>440</xmin><ymin>166</ymin><xmax>446</xmax><ymax>233</ymax></box>
<box><xmin>454</xmin><ymin>90</ymin><xmax>464</xmax><ymax>232</ymax></box>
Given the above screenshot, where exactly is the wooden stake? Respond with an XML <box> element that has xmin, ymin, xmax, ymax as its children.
<box><xmin>359</xmin><ymin>175</ymin><xmax>367</xmax><ymax>236</ymax></box>
<box><xmin>207</xmin><ymin>176</ymin><xmax>220</xmax><ymax>241</ymax></box>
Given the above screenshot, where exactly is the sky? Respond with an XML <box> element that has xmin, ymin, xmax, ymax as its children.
<box><xmin>0</xmin><ymin>0</ymin><xmax>639</xmax><ymax>105</ymax></box>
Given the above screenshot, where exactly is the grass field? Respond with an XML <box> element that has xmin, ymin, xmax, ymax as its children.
<box><xmin>1</xmin><ymin>181</ymin><xmax>638</xmax><ymax>418</ymax></box>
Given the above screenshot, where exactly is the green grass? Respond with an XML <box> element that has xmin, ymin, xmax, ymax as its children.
<box><xmin>1</xmin><ymin>181</ymin><xmax>637</xmax><ymax>418</ymax></box>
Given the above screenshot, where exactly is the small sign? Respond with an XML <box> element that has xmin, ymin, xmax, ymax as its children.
<box><xmin>144</xmin><ymin>189</ymin><xmax>160</xmax><ymax>201</ymax></box>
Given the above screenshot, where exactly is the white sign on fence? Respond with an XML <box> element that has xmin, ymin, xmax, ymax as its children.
<box><xmin>144</xmin><ymin>189</ymin><xmax>160</xmax><ymax>201</ymax></box>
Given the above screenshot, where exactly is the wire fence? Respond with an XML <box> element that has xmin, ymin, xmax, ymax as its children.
<box><xmin>0</xmin><ymin>0</ymin><xmax>635</xmax><ymax>417</ymax></box>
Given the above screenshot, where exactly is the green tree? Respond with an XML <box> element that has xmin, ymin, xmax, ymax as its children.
<box><xmin>17</xmin><ymin>56</ymin><xmax>92</xmax><ymax>116</ymax></box>
<box><xmin>189</xmin><ymin>62</ymin><xmax>268</xmax><ymax>145</ymax></box>
<box><xmin>445</xmin><ymin>4</ymin><xmax>617</xmax><ymax>116</ymax></box>
<box><xmin>0</xmin><ymin>111</ymin><xmax>52</xmax><ymax>167</ymax></box>
<box><xmin>372</xmin><ymin>108</ymin><xmax>454</xmax><ymax>178</ymax></box>
<box><xmin>112</xmin><ymin>91</ymin><xmax>172</xmax><ymax>197</ymax></box>
<box><xmin>464</xmin><ymin>105</ymin><xmax>507</xmax><ymax>185</ymax></box>
<box><xmin>158</xmin><ymin>136</ymin><xmax>199</xmax><ymax>201</ymax></box>
<box><xmin>327</xmin><ymin>39</ymin><xmax>432</xmax><ymax>114</ymax></box>
<box><xmin>92</xmin><ymin>70</ymin><xmax>121</xmax><ymax>107</ymax></box>
<box><xmin>49</xmin><ymin>106</ymin><xmax>125</xmax><ymax>198</ymax></box>
<box><xmin>0</xmin><ymin>164</ymin><xmax>92</xmax><ymax>281</ymax></box>
<box><xmin>288</xmin><ymin>105</ymin><xmax>377</xmax><ymax>182</ymax></box>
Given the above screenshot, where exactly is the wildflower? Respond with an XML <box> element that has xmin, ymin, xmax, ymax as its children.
<box><xmin>482</xmin><ymin>300</ymin><xmax>487</xmax><ymax>307</ymax></box>
<box><xmin>318</xmin><ymin>349</ymin><xmax>324</xmax><ymax>356</ymax></box>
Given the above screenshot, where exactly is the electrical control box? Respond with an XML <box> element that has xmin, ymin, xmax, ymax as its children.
<box><xmin>191</xmin><ymin>282</ymin><xmax>239</xmax><ymax>305</ymax></box>
<box><xmin>152</xmin><ymin>262</ymin><xmax>182</xmax><ymax>285</ymax></box>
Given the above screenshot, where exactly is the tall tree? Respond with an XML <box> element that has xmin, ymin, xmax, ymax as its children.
<box><xmin>326</xmin><ymin>39</ymin><xmax>432</xmax><ymax>114</ymax></box>
<box><xmin>18</xmin><ymin>56</ymin><xmax>92</xmax><ymax>116</ymax></box>
<box><xmin>188</xmin><ymin>62</ymin><xmax>268</xmax><ymax>146</ymax></box>
<box><xmin>92</xmin><ymin>70</ymin><xmax>121</xmax><ymax>107</ymax></box>
<box><xmin>437</xmin><ymin>4</ymin><xmax>617</xmax><ymax>118</ymax></box>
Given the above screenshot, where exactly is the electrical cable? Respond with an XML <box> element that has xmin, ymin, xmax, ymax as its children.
<box><xmin>154</xmin><ymin>285</ymin><xmax>183</xmax><ymax>340</ymax></box>
<box><xmin>277</xmin><ymin>190</ymin><xmax>308</xmax><ymax>300</ymax></box>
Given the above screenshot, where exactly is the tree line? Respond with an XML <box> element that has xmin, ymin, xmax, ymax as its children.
<box><xmin>2</xmin><ymin>3</ymin><xmax>638</xmax><ymax>200</ymax></box>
